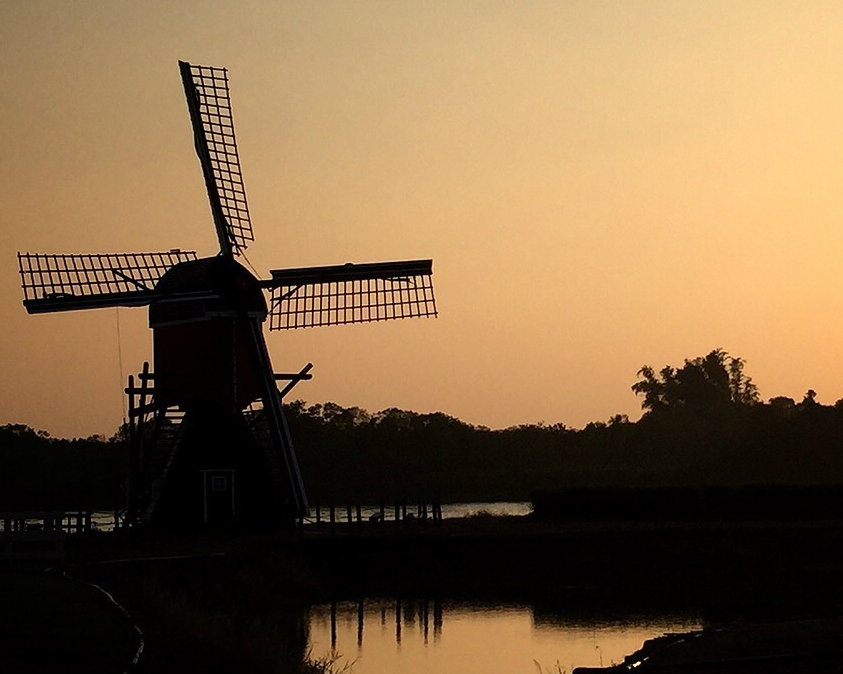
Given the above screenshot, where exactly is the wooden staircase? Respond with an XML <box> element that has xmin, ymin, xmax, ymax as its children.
<box><xmin>139</xmin><ymin>406</ymin><xmax>186</xmax><ymax>522</ymax></box>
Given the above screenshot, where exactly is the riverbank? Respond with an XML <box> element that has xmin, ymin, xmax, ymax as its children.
<box><xmin>300</xmin><ymin>515</ymin><xmax>843</xmax><ymax>672</ymax></box>
<box><xmin>0</xmin><ymin>571</ymin><xmax>139</xmax><ymax>674</ymax></box>
<box><xmin>6</xmin><ymin>514</ymin><xmax>842</xmax><ymax>672</ymax></box>
<box><xmin>70</xmin><ymin>514</ymin><xmax>843</xmax><ymax>616</ymax></box>
<box><xmin>74</xmin><ymin>547</ymin><xmax>320</xmax><ymax>673</ymax></box>
<box><xmin>298</xmin><ymin>516</ymin><xmax>843</xmax><ymax>615</ymax></box>
<box><xmin>574</xmin><ymin>617</ymin><xmax>843</xmax><ymax>673</ymax></box>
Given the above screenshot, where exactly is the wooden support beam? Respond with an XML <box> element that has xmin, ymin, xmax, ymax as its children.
<box><xmin>127</xmin><ymin>373</ymin><xmax>137</xmax><ymax>525</ymax></box>
<box><xmin>128</xmin><ymin>402</ymin><xmax>156</xmax><ymax>418</ymax></box>
<box><xmin>277</xmin><ymin>363</ymin><xmax>314</xmax><ymax>399</ymax></box>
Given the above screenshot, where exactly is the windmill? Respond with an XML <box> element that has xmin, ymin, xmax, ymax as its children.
<box><xmin>17</xmin><ymin>61</ymin><xmax>436</xmax><ymax>527</ymax></box>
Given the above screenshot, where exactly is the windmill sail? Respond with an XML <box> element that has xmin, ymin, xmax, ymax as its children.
<box><xmin>18</xmin><ymin>250</ymin><xmax>197</xmax><ymax>313</ymax></box>
<box><xmin>263</xmin><ymin>259</ymin><xmax>436</xmax><ymax>330</ymax></box>
<box><xmin>180</xmin><ymin>61</ymin><xmax>253</xmax><ymax>256</ymax></box>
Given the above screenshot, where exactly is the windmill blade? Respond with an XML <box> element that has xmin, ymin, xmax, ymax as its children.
<box><xmin>263</xmin><ymin>259</ymin><xmax>437</xmax><ymax>330</ymax></box>
<box><xmin>18</xmin><ymin>250</ymin><xmax>198</xmax><ymax>314</ymax></box>
<box><xmin>179</xmin><ymin>61</ymin><xmax>253</xmax><ymax>256</ymax></box>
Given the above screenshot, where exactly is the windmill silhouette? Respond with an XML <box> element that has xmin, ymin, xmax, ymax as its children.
<box><xmin>17</xmin><ymin>61</ymin><xmax>436</xmax><ymax>527</ymax></box>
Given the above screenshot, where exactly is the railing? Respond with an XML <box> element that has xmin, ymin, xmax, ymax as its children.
<box><xmin>302</xmin><ymin>500</ymin><xmax>444</xmax><ymax>537</ymax></box>
<box><xmin>0</xmin><ymin>510</ymin><xmax>93</xmax><ymax>567</ymax></box>
<box><xmin>0</xmin><ymin>510</ymin><xmax>93</xmax><ymax>534</ymax></box>
<box><xmin>140</xmin><ymin>406</ymin><xmax>186</xmax><ymax>522</ymax></box>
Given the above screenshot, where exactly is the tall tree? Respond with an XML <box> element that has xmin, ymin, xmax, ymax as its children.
<box><xmin>632</xmin><ymin>349</ymin><xmax>759</xmax><ymax>414</ymax></box>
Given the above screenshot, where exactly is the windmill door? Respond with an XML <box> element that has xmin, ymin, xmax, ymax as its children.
<box><xmin>202</xmin><ymin>469</ymin><xmax>236</xmax><ymax>524</ymax></box>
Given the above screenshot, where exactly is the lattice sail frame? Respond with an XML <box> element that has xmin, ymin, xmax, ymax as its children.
<box><xmin>18</xmin><ymin>251</ymin><xmax>198</xmax><ymax>311</ymax></box>
<box><xmin>265</xmin><ymin>260</ymin><xmax>436</xmax><ymax>330</ymax></box>
<box><xmin>180</xmin><ymin>61</ymin><xmax>253</xmax><ymax>255</ymax></box>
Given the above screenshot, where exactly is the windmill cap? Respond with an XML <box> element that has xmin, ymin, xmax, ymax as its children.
<box><xmin>150</xmin><ymin>256</ymin><xmax>267</xmax><ymax>326</ymax></box>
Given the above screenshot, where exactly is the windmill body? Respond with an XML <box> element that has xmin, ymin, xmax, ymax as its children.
<box><xmin>145</xmin><ymin>256</ymin><xmax>281</xmax><ymax>527</ymax></box>
<box><xmin>17</xmin><ymin>61</ymin><xmax>437</xmax><ymax>528</ymax></box>
<box><xmin>150</xmin><ymin>256</ymin><xmax>266</xmax><ymax>411</ymax></box>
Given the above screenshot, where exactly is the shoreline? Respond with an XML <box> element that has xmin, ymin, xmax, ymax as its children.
<box><xmin>574</xmin><ymin>617</ymin><xmax>843</xmax><ymax>673</ymax></box>
<box><xmin>7</xmin><ymin>514</ymin><xmax>842</xmax><ymax>672</ymax></box>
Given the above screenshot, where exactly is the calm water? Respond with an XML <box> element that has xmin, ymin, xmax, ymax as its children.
<box><xmin>305</xmin><ymin>501</ymin><xmax>532</xmax><ymax>524</ymax></box>
<box><xmin>308</xmin><ymin>600</ymin><xmax>699</xmax><ymax>674</ymax></box>
<box><xmin>86</xmin><ymin>502</ymin><xmax>532</xmax><ymax>532</ymax></box>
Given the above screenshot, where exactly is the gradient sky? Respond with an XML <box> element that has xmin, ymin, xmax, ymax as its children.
<box><xmin>2</xmin><ymin>1</ymin><xmax>843</xmax><ymax>438</ymax></box>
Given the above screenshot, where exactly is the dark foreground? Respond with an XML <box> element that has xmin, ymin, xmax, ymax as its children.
<box><xmin>0</xmin><ymin>572</ymin><xmax>139</xmax><ymax>674</ymax></box>
<box><xmin>3</xmin><ymin>514</ymin><xmax>842</xmax><ymax>672</ymax></box>
<box><xmin>574</xmin><ymin>618</ymin><xmax>843</xmax><ymax>673</ymax></box>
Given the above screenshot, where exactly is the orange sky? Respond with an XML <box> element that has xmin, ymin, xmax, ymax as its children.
<box><xmin>3</xmin><ymin>1</ymin><xmax>843</xmax><ymax>438</ymax></box>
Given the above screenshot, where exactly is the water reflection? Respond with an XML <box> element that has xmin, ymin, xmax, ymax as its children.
<box><xmin>305</xmin><ymin>501</ymin><xmax>532</xmax><ymax>525</ymax></box>
<box><xmin>309</xmin><ymin>599</ymin><xmax>698</xmax><ymax>674</ymax></box>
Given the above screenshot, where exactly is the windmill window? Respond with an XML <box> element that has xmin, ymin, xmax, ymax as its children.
<box><xmin>211</xmin><ymin>476</ymin><xmax>228</xmax><ymax>492</ymax></box>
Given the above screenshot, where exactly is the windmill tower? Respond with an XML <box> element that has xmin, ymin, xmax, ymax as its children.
<box><xmin>17</xmin><ymin>61</ymin><xmax>437</xmax><ymax>527</ymax></box>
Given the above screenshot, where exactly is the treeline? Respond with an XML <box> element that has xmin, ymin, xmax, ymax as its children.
<box><xmin>4</xmin><ymin>349</ymin><xmax>843</xmax><ymax>508</ymax></box>
<box><xmin>286</xmin><ymin>387</ymin><xmax>843</xmax><ymax>504</ymax></box>
<box><xmin>0</xmin><ymin>424</ymin><xmax>127</xmax><ymax>510</ymax></box>
<box><xmin>287</xmin><ymin>349</ymin><xmax>843</xmax><ymax>502</ymax></box>
<box><xmin>285</xmin><ymin>402</ymin><xmax>570</xmax><ymax>503</ymax></box>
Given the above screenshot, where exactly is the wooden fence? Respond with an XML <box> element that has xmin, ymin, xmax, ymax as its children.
<box><xmin>304</xmin><ymin>500</ymin><xmax>444</xmax><ymax>536</ymax></box>
<box><xmin>0</xmin><ymin>510</ymin><xmax>94</xmax><ymax>567</ymax></box>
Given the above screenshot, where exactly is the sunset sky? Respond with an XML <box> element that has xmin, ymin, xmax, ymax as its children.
<box><xmin>3</xmin><ymin>1</ymin><xmax>843</xmax><ymax>438</ymax></box>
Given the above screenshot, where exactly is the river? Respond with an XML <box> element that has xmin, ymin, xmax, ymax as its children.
<box><xmin>306</xmin><ymin>501</ymin><xmax>533</xmax><ymax>523</ymax></box>
<box><xmin>87</xmin><ymin>501</ymin><xmax>533</xmax><ymax>531</ymax></box>
<box><xmin>308</xmin><ymin>599</ymin><xmax>699</xmax><ymax>674</ymax></box>
<box><xmin>302</xmin><ymin>501</ymin><xmax>698</xmax><ymax>672</ymax></box>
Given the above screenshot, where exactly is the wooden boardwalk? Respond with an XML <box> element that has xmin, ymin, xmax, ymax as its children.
<box><xmin>0</xmin><ymin>511</ymin><xmax>94</xmax><ymax>567</ymax></box>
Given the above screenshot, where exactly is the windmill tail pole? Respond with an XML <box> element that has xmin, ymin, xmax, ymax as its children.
<box><xmin>248</xmin><ymin>319</ymin><xmax>309</xmax><ymax>520</ymax></box>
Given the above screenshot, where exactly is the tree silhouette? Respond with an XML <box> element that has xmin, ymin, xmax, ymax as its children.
<box><xmin>729</xmin><ymin>356</ymin><xmax>759</xmax><ymax>405</ymax></box>
<box><xmin>632</xmin><ymin>349</ymin><xmax>759</xmax><ymax>414</ymax></box>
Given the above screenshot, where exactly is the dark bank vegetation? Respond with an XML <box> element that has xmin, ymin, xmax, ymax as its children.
<box><xmin>289</xmin><ymin>349</ymin><xmax>843</xmax><ymax>504</ymax></box>
<box><xmin>0</xmin><ymin>571</ymin><xmax>139</xmax><ymax>674</ymax></box>
<box><xmin>530</xmin><ymin>484</ymin><xmax>843</xmax><ymax>522</ymax></box>
<box><xmin>80</xmin><ymin>550</ymin><xmax>323</xmax><ymax>674</ymax></box>
<box><xmin>0</xmin><ymin>423</ymin><xmax>127</xmax><ymax>510</ymax></box>
<box><xmin>3</xmin><ymin>349</ymin><xmax>843</xmax><ymax>509</ymax></box>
